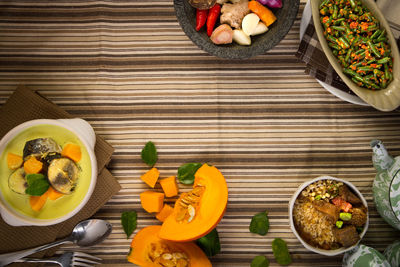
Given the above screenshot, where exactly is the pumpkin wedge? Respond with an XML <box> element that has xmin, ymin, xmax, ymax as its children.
<box><xmin>127</xmin><ymin>225</ymin><xmax>211</xmax><ymax>267</ymax></box>
<box><xmin>159</xmin><ymin>164</ymin><xmax>228</xmax><ymax>242</ymax></box>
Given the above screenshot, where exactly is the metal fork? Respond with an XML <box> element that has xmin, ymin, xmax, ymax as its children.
<box><xmin>15</xmin><ymin>251</ymin><xmax>101</xmax><ymax>267</ymax></box>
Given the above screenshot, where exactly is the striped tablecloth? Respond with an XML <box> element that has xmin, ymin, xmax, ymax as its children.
<box><xmin>1</xmin><ymin>1</ymin><xmax>400</xmax><ymax>266</ymax></box>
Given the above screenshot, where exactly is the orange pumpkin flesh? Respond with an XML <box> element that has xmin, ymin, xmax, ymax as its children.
<box><xmin>127</xmin><ymin>225</ymin><xmax>211</xmax><ymax>267</ymax></box>
<box><xmin>159</xmin><ymin>164</ymin><xmax>228</xmax><ymax>242</ymax></box>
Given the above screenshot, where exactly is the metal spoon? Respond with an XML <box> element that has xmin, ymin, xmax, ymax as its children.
<box><xmin>0</xmin><ymin>219</ymin><xmax>112</xmax><ymax>267</ymax></box>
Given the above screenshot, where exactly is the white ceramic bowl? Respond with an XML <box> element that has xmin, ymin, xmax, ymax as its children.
<box><xmin>289</xmin><ymin>176</ymin><xmax>369</xmax><ymax>256</ymax></box>
<box><xmin>0</xmin><ymin>119</ymin><xmax>97</xmax><ymax>226</ymax></box>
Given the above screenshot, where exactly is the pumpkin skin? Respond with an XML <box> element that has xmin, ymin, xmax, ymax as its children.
<box><xmin>159</xmin><ymin>164</ymin><xmax>228</xmax><ymax>242</ymax></box>
<box><xmin>127</xmin><ymin>225</ymin><xmax>211</xmax><ymax>267</ymax></box>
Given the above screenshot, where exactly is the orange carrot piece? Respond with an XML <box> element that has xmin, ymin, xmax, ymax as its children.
<box><xmin>140</xmin><ymin>191</ymin><xmax>164</xmax><ymax>213</ymax></box>
<box><xmin>156</xmin><ymin>204</ymin><xmax>174</xmax><ymax>222</ymax></box>
<box><xmin>140</xmin><ymin>167</ymin><xmax>160</xmax><ymax>188</ymax></box>
<box><xmin>61</xmin><ymin>143</ymin><xmax>82</xmax><ymax>162</ymax></box>
<box><xmin>159</xmin><ymin>176</ymin><xmax>179</xmax><ymax>197</ymax></box>
<box><xmin>248</xmin><ymin>1</ymin><xmax>277</xmax><ymax>27</ymax></box>
<box><xmin>7</xmin><ymin>153</ymin><xmax>23</xmax><ymax>170</ymax></box>
<box><xmin>23</xmin><ymin>157</ymin><xmax>43</xmax><ymax>174</ymax></box>
<box><xmin>29</xmin><ymin>189</ymin><xmax>49</xmax><ymax>212</ymax></box>
<box><xmin>48</xmin><ymin>186</ymin><xmax>64</xmax><ymax>200</ymax></box>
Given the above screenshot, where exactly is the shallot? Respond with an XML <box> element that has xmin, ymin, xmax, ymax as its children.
<box><xmin>256</xmin><ymin>0</ymin><xmax>282</xmax><ymax>8</ymax></box>
<box><xmin>251</xmin><ymin>22</ymin><xmax>268</xmax><ymax>35</ymax></box>
<box><xmin>232</xmin><ymin>29</ymin><xmax>251</xmax><ymax>45</ymax></box>
<box><xmin>242</xmin><ymin>13</ymin><xmax>260</xmax><ymax>36</ymax></box>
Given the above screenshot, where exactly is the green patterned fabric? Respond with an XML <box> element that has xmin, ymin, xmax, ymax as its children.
<box><xmin>384</xmin><ymin>241</ymin><xmax>400</xmax><ymax>267</ymax></box>
<box><xmin>371</xmin><ymin>140</ymin><xmax>400</xmax><ymax>230</ymax></box>
<box><xmin>343</xmin><ymin>245</ymin><xmax>390</xmax><ymax>267</ymax></box>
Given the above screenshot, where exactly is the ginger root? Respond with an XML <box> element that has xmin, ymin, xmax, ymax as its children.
<box><xmin>216</xmin><ymin>0</ymin><xmax>229</xmax><ymax>4</ymax></box>
<box><xmin>220</xmin><ymin>0</ymin><xmax>250</xmax><ymax>29</ymax></box>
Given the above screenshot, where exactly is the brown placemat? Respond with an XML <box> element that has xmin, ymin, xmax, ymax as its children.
<box><xmin>0</xmin><ymin>85</ymin><xmax>121</xmax><ymax>265</ymax></box>
<box><xmin>295</xmin><ymin>19</ymin><xmax>354</xmax><ymax>95</ymax></box>
<box><xmin>0</xmin><ymin>85</ymin><xmax>113</xmax><ymax>172</ymax></box>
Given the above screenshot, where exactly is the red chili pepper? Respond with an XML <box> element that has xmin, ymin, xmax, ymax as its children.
<box><xmin>196</xmin><ymin>9</ymin><xmax>208</xmax><ymax>31</ymax></box>
<box><xmin>206</xmin><ymin>4</ymin><xmax>221</xmax><ymax>37</ymax></box>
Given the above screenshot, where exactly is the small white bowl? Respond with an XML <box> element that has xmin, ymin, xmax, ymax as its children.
<box><xmin>289</xmin><ymin>176</ymin><xmax>369</xmax><ymax>256</ymax></box>
<box><xmin>0</xmin><ymin>119</ymin><xmax>97</xmax><ymax>226</ymax></box>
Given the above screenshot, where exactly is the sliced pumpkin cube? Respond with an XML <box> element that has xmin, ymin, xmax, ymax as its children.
<box><xmin>140</xmin><ymin>191</ymin><xmax>164</xmax><ymax>213</ymax></box>
<box><xmin>61</xmin><ymin>143</ymin><xmax>82</xmax><ymax>162</ymax></box>
<box><xmin>7</xmin><ymin>153</ymin><xmax>23</xmax><ymax>170</ymax></box>
<box><xmin>140</xmin><ymin>167</ymin><xmax>160</xmax><ymax>188</ymax></box>
<box><xmin>23</xmin><ymin>156</ymin><xmax>43</xmax><ymax>174</ymax></box>
<box><xmin>156</xmin><ymin>204</ymin><xmax>174</xmax><ymax>222</ymax></box>
<box><xmin>29</xmin><ymin>189</ymin><xmax>50</xmax><ymax>212</ymax></box>
<box><xmin>159</xmin><ymin>176</ymin><xmax>179</xmax><ymax>197</ymax></box>
<box><xmin>48</xmin><ymin>186</ymin><xmax>64</xmax><ymax>200</ymax></box>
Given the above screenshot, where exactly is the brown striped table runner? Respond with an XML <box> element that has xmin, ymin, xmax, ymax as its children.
<box><xmin>0</xmin><ymin>0</ymin><xmax>400</xmax><ymax>266</ymax></box>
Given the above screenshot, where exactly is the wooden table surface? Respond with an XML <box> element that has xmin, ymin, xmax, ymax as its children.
<box><xmin>0</xmin><ymin>0</ymin><xmax>400</xmax><ymax>266</ymax></box>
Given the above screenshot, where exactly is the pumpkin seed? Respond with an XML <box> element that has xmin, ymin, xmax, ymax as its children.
<box><xmin>176</xmin><ymin>186</ymin><xmax>206</xmax><ymax>223</ymax></box>
<box><xmin>176</xmin><ymin>259</ymin><xmax>189</xmax><ymax>267</ymax></box>
<box><xmin>176</xmin><ymin>208</ymin><xmax>186</xmax><ymax>221</ymax></box>
<box><xmin>173</xmin><ymin>252</ymin><xmax>185</xmax><ymax>259</ymax></box>
<box><xmin>192</xmin><ymin>186</ymin><xmax>205</xmax><ymax>195</ymax></box>
<box><xmin>186</xmin><ymin>194</ymin><xmax>199</xmax><ymax>202</ymax></box>
<box><xmin>187</xmin><ymin>205</ymin><xmax>195</xmax><ymax>222</ymax></box>
<box><xmin>159</xmin><ymin>258</ymin><xmax>175</xmax><ymax>267</ymax></box>
<box><xmin>162</xmin><ymin>253</ymin><xmax>172</xmax><ymax>260</ymax></box>
<box><xmin>180</xmin><ymin>197</ymin><xmax>191</xmax><ymax>205</ymax></box>
<box><xmin>147</xmin><ymin>242</ymin><xmax>189</xmax><ymax>267</ymax></box>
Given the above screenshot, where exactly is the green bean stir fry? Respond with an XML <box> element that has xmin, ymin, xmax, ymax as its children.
<box><xmin>319</xmin><ymin>0</ymin><xmax>393</xmax><ymax>90</ymax></box>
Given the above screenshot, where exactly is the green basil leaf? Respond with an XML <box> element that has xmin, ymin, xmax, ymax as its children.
<box><xmin>141</xmin><ymin>141</ymin><xmax>158</xmax><ymax>167</ymax></box>
<box><xmin>121</xmin><ymin>211</ymin><xmax>137</xmax><ymax>239</ymax></box>
<box><xmin>272</xmin><ymin>238</ymin><xmax>292</xmax><ymax>266</ymax></box>
<box><xmin>249</xmin><ymin>211</ymin><xmax>269</xmax><ymax>236</ymax></box>
<box><xmin>196</xmin><ymin>228</ymin><xmax>221</xmax><ymax>257</ymax></box>
<box><xmin>251</xmin><ymin>255</ymin><xmax>269</xmax><ymax>267</ymax></box>
<box><xmin>26</xmin><ymin>173</ymin><xmax>45</xmax><ymax>185</ymax></box>
<box><xmin>25</xmin><ymin>174</ymin><xmax>49</xmax><ymax>196</ymax></box>
<box><xmin>177</xmin><ymin>163</ymin><xmax>202</xmax><ymax>185</ymax></box>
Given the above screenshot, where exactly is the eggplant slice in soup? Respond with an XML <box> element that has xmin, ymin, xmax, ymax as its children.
<box><xmin>23</xmin><ymin>138</ymin><xmax>62</xmax><ymax>160</ymax></box>
<box><xmin>48</xmin><ymin>158</ymin><xmax>79</xmax><ymax>194</ymax></box>
<box><xmin>8</xmin><ymin>167</ymin><xmax>27</xmax><ymax>194</ymax></box>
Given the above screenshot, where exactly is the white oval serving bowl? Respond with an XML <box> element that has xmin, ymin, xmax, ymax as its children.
<box><xmin>0</xmin><ymin>118</ymin><xmax>97</xmax><ymax>226</ymax></box>
<box><xmin>289</xmin><ymin>176</ymin><xmax>369</xmax><ymax>256</ymax></box>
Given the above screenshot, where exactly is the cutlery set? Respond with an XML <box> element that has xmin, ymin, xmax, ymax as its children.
<box><xmin>0</xmin><ymin>219</ymin><xmax>112</xmax><ymax>267</ymax></box>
